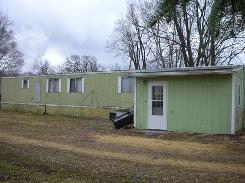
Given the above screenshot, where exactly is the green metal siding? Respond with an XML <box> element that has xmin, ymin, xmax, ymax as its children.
<box><xmin>136</xmin><ymin>75</ymin><xmax>232</xmax><ymax>134</ymax></box>
<box><xmin>2</xmin><ymin>73</ymin><xmax>134</xmax><ymax>107</ymax></box>
<box><xmin>1</xmin><ymin>73</ymin><xmax>134</xmax><ymax>108</ymax></box>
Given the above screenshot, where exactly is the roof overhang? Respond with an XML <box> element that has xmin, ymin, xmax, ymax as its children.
<box><xmin>1</xmin><ymin>65</ymin><xmax>243</xmax><ymax>78</ymax></box>
<box><xmin>129</xmin><ymin>65</ymin><xmax>243</xmax><ymax>77</ymax></box>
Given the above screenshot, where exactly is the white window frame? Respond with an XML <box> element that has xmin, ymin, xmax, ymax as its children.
<box><xmin>118</xmin><ymin>77</ymin><xmax>122</xmax><ymax>93</ymax></box>
<box><xmin>21</xmin><ymin>79</ymin><xmax>29</xmax><ymax>89</ymax></box>
<box><xmin>46</xmin><ymin>78</ymin><xmax>61</xmax><ymax>93</ymax></box>
<box><xmin>67</xmin><ymin>78</ymin><xmax>84</xmax><ymax>93</ymax></box>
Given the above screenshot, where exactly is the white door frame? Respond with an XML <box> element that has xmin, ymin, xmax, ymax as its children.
<box><xmin>147</xmin><ymin>81</ymin><xmax>168</xmax><ymax>130</ymax></box>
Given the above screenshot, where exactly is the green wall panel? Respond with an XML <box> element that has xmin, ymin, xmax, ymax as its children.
<box><xmin>136</xmin><ymin>78</ymin><xmax>148</xmax><ymax>129</ymax></box>
<box><xmin>1</xmin><ymin>73</ymin><xmax>134</xmax><ymax>108</ymax></box>
<box><xmin>136</xmin><ymin>75</ymin><xmax>233</xmax><ymax>134</ymax></box>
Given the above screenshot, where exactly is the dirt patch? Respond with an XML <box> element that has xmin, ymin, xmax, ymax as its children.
<box><xmin>0</xmin><ymin>111</ymin><xmax>245</xmax><ymax>182</ymax></box>
<box><xmin>0</xmin><ymin>132</ymin><xmax>244</xmax><ymax>174</ymax></box>
<box><xmin>95</xmin><ymin>134</ymin><xmax>226</xmax><ymax>153</ymax></box>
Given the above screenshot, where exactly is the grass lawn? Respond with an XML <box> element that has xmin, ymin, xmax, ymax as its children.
<box><xmin>0</xmin><ymin>110</ymin><xmax>244</xmax><ymax>182</ymax></box>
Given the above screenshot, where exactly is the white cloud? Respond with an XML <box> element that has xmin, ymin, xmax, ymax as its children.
<box><xmin>42</xmin><ymin>48</ymin><xmax>66</xmax><ymax>66</ymax></box>
<box><xmin>0</xmin><ymin>0</ymin><xmax>128</xmax><ymax>72</ymax></box>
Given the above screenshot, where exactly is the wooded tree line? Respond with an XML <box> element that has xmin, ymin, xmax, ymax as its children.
<box><xmin>33</xmin><ymin>55</ymin><xmax>102</xmax><ymax>75</ymax></box>
<box><xmin>108</xmin><ymin>0</ymin><xmax>245</xmax><ymax>70</ymax></box>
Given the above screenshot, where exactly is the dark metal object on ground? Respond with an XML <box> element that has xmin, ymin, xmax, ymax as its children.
<box><xmin>112</xmin><ymin>110</ymin><xmax>134</xmax><ymax>129</ymax></box>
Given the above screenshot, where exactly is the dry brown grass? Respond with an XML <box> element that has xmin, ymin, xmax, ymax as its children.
<box><xmin>0</xmin><ymin>132</ymin><xmax>244</xmax><ymax>174</ymax></box>
<box><xmin>0</xmin><ymin>111</ymin><xmax>245</xmax><ymax>182</ymax></box>
<box><xmin>95</xmin><ymin>134</ymin><xmax>226</xmax><ymax>153</ymax></box>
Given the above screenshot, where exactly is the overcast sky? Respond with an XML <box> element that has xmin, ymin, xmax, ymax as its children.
<box><xmin>0</xmin><ymin>0</ymin><xmax>128</xmax><ymax>71</ymax></box>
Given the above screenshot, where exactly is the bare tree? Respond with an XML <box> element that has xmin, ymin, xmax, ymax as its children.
<box><xmin>150</xmin><ymin>0</ymin><xmax>245</xmax><ymax>66</ymax></box>
<box><xmin>33</xmin><ymin>59</ymin><xmax>55</xmax><ymax>75</ymax></box>
<box><xmin>108</xmin><ymin>1</ymin><xmax>150</xmax><ymax>70</ymax></box>
<box><xmin>140</xmin><ymin>0</ymin><xmax>182</xmax><ymax>68</ymax></box>
<box><xmin>62</xmin><ymin>55</ymin><xmax>99</xmax><ymax>73</ymax></box>
<box><xmin>0</xmin><ymin>12</ymin><xmax>24</xmax><ymax>75</ymax></box>
<box><xmin>108</xmin><ymin>0</ymin><xmax>184</xmax><ymax>69</ymax></box>
<box><xmin>109</xmin><ymin>0</ymin><xmax>245</xmax><ymax>69</ymax></box>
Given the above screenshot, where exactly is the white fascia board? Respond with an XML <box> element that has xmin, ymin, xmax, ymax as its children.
<box><xmin>130</xmin><ymin>71</ymin><xmax>235</xmax><ymax>77</ymax></box>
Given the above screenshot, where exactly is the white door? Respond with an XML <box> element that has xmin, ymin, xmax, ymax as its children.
<box><xmin>35</xmin><ymin>81</ymin><xmax>41</xmax><ymax>103</ymax></box>
<box><xmin>148</xmin><ymin>81</ymin><xmax>167</xmax><ymax>130</ymax></box>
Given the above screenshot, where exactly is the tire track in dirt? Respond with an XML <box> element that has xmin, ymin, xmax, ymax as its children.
<box><xmin>95</xmin><ymin>135</ymin><xmax>226</xmax><ymax>153</ymax></box>
<box><xmin>0</xmin><ymin>132</ymin><xmax>244</xmax><ymax>174</ymax></box>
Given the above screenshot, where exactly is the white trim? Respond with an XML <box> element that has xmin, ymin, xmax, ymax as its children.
<box><xmin>58</xmin><ymin>79</ymin><xmax>62</xmax><ymax>93</ymax></box>
<box><xmin>67</xmin><ymin>78</ymin><xmax>70</xmax><ymax>93</ymax></box>
<box><xmin>231</xmin><ymin>74</ymin><xmax>236</xmax><ymax>134</ymax></box>
<box><xmin>133</xmin><ymin>77</ymin><xmax>136</xmax><ymax>128</ymax></box>
<box><xmin>132</xmin><ymin>71</ymin><xmax>235</xmax><ymax>77</ymax></box>
<box><xmin>118</xmin><ymin>76</ymin><xmax>122</xmax><ymax>93</ymax></box>
<box><xmin>81</xmin><ymin>78</ymin><xmax>85</xmax><ymax>93</ymax></box>
<box><xmin>46</xmin><ymin>79</ymin><xmax>49</xmax><ymax>93</ymax></box>
<box><xmin>21</xmin><ymin>80</ymin><xmax>24</xmax><ymax>89</ymax></box>
<box><xmin>27</xmin><ymin>80</ymin><xmax>30</xmax><ymax>89</ymax></box>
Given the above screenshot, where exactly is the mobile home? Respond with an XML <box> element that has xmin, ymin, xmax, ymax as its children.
<box><xmin>1</xmin><ymin>66</ymin><xmax>244</xmax><ymax>134</ymax></box>
<box><xmin>0</xmin><ymin>72</ymin><xmax>135</xmax><ymax>119</ymax></box>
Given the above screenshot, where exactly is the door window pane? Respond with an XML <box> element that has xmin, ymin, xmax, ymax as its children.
<box><xmin>152</xmin><ymin>85</ymin><xmax>163</xmax><ymax>115</ymax></box>
<box><xmin>152</xmin><ymin>101</ymin><xmax>163</xmax><ymax>115</ymax></box>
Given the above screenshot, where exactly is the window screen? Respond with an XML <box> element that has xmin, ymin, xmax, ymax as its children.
<box><xmin>77</xmin><ymin>78</ymin><xmax>83</xmax><ymax>92</ymax></box>
<box><xmin>22</xmin><ymin>80</ymin><xmax>28</xmax><ymax>89</ymax></box>
<box><xmin>121</xmin><ymin>77</ymin><xmax>134</xmax><ymax>93</ymax></box>
<box><xmin>48</xmin><ymin>79</ymin><xmax>59</xmax><ymax>93</ymax></box>
<box><xmin>70</xmin><ymin>78</ymin><xmax>83</xmax><ymax>92</ymax></box>
<box><xmin>70</xmin><ymin>79</ymin><xmax>76</xmax><ymax>92</ymax></box>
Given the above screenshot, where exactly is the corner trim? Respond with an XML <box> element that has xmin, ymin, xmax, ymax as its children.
<box><xmin>231</xmin><ymin>74</ymin><xmax>236</xmax><ymax>134</ymax></box>
<box><xmin>133</xmin><ymin>77</ymin><xmax>136</xmax><ymax>128</ymax></box>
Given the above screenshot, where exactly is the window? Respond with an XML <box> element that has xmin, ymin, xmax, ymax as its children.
<box><xmin>152</xmin><ymin>86</ymin><xmax>163</xmax><ymax>115</ymax></box>
<box><xmin>21</xmin><ymin>79</ymin><xmax>29</xmax><ymax>89</ymax></box>
<box><xmin>238</xmin><ymin>84</ymin><xmax>241</xmax><ymax>106</ymax></box>
<box><xmin>67</xmin><ymin>78</ymin><xmax>84</xmax><ymax>93</ymax></box>
<box><xmin>118</xmin><ymin>77</ymin><xmax>135</xmax><ymax>93</ymax></box>
<box><xmin>48</xmin><ymin>79</ymin><xmax>60</xmax><ymax>93</ymax></box>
